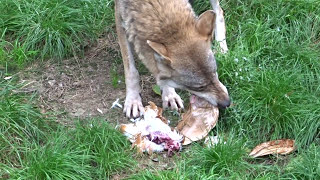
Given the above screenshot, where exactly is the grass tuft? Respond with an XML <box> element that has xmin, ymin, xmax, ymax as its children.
<box><xmin>73</xmin><ymin>120</ymin><xmax>136</xmax><ymax>178</ymax></box>
<box><xmin>187</xmin><ymin>137</ymin><xmax>247</xmax><ymax>178</ymax></box>
<box><xmin>284</xmin><ymin>143</ymin><xmax>320</xmax><ymax>179</ymax></box>
<box><xmin>10</xmin><ymin>129</ymin><xmax>92</xmax><ymax>179</ymax></box>
<box><xmin>0</xmin><ymin>77</ymin><xmax>47</xmax><ymax>168</ymax></box>
<box><xmin>127</xmin><ymin>169</ymin><xmax>186</xmax><ymax>180</ymax></box>
<box><xmin>0</xmin><ymin>0</ymin><xmax>114</xmax><ymax>60</ymax></box>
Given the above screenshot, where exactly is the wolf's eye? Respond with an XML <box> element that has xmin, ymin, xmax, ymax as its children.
<box><xmin>187</xmin><ymin>85</ymin><xmax>207</xmax><ymax>91</ymax></box>
<box><xmin>196</xmin><ymin>85</ymin><xmax>207</xmax><ymax>91</ymax></box>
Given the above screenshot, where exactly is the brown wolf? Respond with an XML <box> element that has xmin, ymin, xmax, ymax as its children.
<box><xmin>115</xmin><ymin>0</ymin><xmax>230</xmax><ymax>118</ymax></box>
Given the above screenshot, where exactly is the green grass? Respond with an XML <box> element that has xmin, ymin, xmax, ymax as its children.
<box><xmin>72</xmin><ymin>121</ymin><xmax>136</xmax><ymax>178</ymax></box>
<box><xmin>5</xmin><ymin>121</ymin><xmax>135</xmax><ymax>179</ymax></box>
<box><xmin>285</xmin><ymin>143</ymin><xmax>320</xmax><ymax>179</ymax></box>
<box><xmin>0</xmin><ymin>29</ymin><xmax>37</xmax><ymax>72</ymax></box>
<box><xmin>214</xmin><ymin>0</ymin><xmax>320</xmax><ymax>150</ymax></box>
<box><xmin>0</xmin><ymin>78</ymin><xmax>135</xmax><ymax>179</ymax></box>
<box><xmin>10</xmin><ymin>129</ymin><xmax>93</xmax><ymax>179</ymax></box>
<box><xmin>0</xmin><ymin>78</ymin><xmax>47</xmax><ymax>168</ymax></box>
<box><xmin>1</xmin><ymin>0</ymin><xmax>320</xmax><ymax>179</ymax></box>
<box><xmin>127</xmin><ymin>0</ymin><xmax>320</xmax><ymax>178</ymax></box>
<box><xmin>127</xmin><ymin>169</ymin><xmax>187</xmax><ymax>180</ymax></box>
<box><xmin>0</xmin><ymin>0</ymin><xmax>114</xmax><ymax>62</ymax></box>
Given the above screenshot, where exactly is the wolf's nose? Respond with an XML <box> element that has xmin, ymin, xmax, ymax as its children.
<box><xmin>218</xmin><ymin>99</ymin><xmax>231</xmax><ymax>109</ymax></box>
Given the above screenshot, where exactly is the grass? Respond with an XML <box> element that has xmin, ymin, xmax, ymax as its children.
<box><xmin>0</xmin><ymin>0</ymin><xmax>114</xmax><ymax>62</ymax></box>
<box><xmin>0</xmin><ymin>77</ymin><xmax>135</xmax><ymax>179</ymax></box>
<box><xmin>183</xmin><ymin>136</ymin><xmax>248</xmax><ymax>179</ymax></box>
<box><xmin>0</xmin><ymin>29</ymin><xmax>38</xmax><ymax>72</ymax></box>
<box><xmin>127</xmin><ymin>0</ymin><xmax>320</xmax><ymax>178</ymax></box>
<box><xmin>72</xmin><ymin>121</ymin><xmax>136</xmax><ymax>178</ymax></box>
<box><xmin>6</xmin><ymin>121</ymin><xmax>135</xmax><ymax>179</ymax></box>
<box><xmin>215</xmin><ymin>0</ymin><xmax>320</xmax><ymax>150</ymax></box>
<box><xmin>0</xmin><ymin>78</ymin><xmax>47</xmax><ymax>168</ymax></box>
<box><xmin>1</xmin><ymin>0</ymin><xmax>320</xmax><ymax>179</ymax></box>
<box><xmin>285</xmin><ymin>143</ymin><xmax>320</xmax><ymax>179</ymax></box>
<box><xmin>10</xmin><ymin>130</ymin><xmax>93</xmax><ymax>179</ymax></box>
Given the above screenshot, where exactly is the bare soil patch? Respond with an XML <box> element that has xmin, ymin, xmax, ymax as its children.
<box><xmin>19</xmin><ymin>33</ymin><xmax>162</xmax><ymax>125</ymax></box>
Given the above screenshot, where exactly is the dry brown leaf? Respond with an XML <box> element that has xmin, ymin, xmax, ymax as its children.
<box><xmin>249</xmin><ymin>139</ymin><xmax>295</xmax><ymax>158</ymax></box>
<box><xmin>176</xmin><ymin>96</ymin><xmax>219</xmax><ymax>145</ymax></box>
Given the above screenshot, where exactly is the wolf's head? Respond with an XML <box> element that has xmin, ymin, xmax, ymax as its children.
<box><xmin>147</xmin><ymin>10</ymin><xmax>230</xmax><ymax>108</ymax></box>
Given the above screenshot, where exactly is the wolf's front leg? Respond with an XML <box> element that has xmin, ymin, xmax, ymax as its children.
<box><xmin>115</xmin><ymin>3</ymin><xmax>144</xmax><ymax>118</ymax></box>
<box><xmin>161</xmin><ymin>85</ymin><xmax>184</xmax><ymax>110</ymax></box>
<box><xmin>121</xmin><ymin>46</ymin><xmax>144</xmax><ymax>118</ymax></box>
<box><xmin>120</xmin><ymin>39</ymin><xmax>144</xmax><ymax>118</ymax></box>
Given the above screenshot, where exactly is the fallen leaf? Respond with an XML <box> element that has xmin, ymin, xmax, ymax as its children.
<box><xmin>249</xmin><ymin>139</ymin><xmax>295</xmax><ymax>158</ymax></box>
<box><xmin>152</xmin><ymin>85</ymin><xmax>161</xmax><ymax>96</ymax></box>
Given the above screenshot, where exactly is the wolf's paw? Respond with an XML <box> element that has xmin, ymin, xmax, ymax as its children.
<box><xmin>162</xmin><ymin>86</ymin><xmax>184</xmax><ymax>110</ymax></box>
<box><xmin>123</xmin><ymin>93</ymin><xmax>144</xmax><ymax>118</ymax></box>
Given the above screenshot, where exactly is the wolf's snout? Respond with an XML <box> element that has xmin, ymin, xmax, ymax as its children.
<box><xmin>218</xmin><ymin>98</ymin><xmax>231</xmax><ymax>109</ymax></box>
<box><xmin>215</xmin><ymin>80</ymin><xmax>230</xmax><ymax>109</ymax></box>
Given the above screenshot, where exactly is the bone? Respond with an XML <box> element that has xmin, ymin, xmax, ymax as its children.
<box><xmin>176</xmin><ymin>95</ymin><xmax>219</xmax><ymax>145</ymax></box>
<box><xmin>210</xmin><ymin>0</ymin><xmax>228</xmax><ymax>53</ymax></box>
<box><xmin>111</xmin><ymin>98</ymin><xmax>123</xmax><ymax>109</ymax></box>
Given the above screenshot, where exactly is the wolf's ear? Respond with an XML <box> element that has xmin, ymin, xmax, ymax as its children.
<box><xmin>196</xmin><ymin>10</ymin><xmax>216</xmax><ymax>38</ymax></box>
<box><xmin>147</xmin><ymin>40</ymin><xmax>171</xmax><ymax>63</ymax></box>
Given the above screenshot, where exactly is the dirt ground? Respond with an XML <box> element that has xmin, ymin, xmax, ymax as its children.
<box><xmin>19</xmin><ymin>33</ymin><xmax>165</xmax><ymax>126</ymax></box>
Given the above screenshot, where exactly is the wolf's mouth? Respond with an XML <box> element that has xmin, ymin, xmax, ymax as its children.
<box><xmin>190</xmin><ymin>94</ymin><xmax>215</xmax><ymax>108</ymax></box>
<box><xmin>190</xmin><ymin>94</ymin><xmax>197</xmax><ymax>104</ymax></box>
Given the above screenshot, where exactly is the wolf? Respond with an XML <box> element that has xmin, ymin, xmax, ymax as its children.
<box><xmin>115</xmin><ymin>0</ymin><xmax>230</xmax><ymax>118</ymax></box>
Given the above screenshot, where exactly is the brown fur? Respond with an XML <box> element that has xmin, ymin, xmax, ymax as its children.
<box><xmin>115</xmin><ymin>0</ymin><xmax>230</xmax><ymax>117</ymax></box>
<box><xmin>118</xmin><ymin>0</ymin><xmax>198</xmax><ymax>74</ymax></box>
